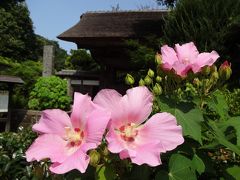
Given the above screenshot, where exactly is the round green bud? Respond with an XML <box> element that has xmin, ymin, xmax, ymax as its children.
<box><xmin>210</xmin><ymin>65</ymin><xmax>217</xmax><ymax>73</ymax></box>
<box><xmin>153</xmin><ymin>83</ymin><xmax>162</xmax><ymax>95</ymax></box>
<box><xmin>193</xmin><ymin>78</ymin><xmax>202</xmax><ymax>87</ymax></box>
<box><xmin>125</xmin><ymin>74</ymin><xmax>135</xmax><ymax>85</ymax></box>
<box><xmin>202</xmin><ymin>66</ymin><xmax>211</xmax><ymax>76</ymax></box>
<box><xmin>147</xmin><ymin>69</ymin><xmax>155</xmax><ymax>78</ymax></box>
<box><xmin>89</xmin><ymin>150</ymin><xmax>101</xmax><ymax>167</ymax></box>
<box><xmin>219</xmin><ymin>61</ymin><xmax>232</xmax><ymax>80</ymax></box>
<box><xmin>211</xmin><ymin>71</ymin><xmax>219</xmax><ymax>81</ymax></box>
<box><xmin>155</xmin><ymin>53</ymin><xmax>162</xmax><ymax>65</ymax></box>
<box><xmin>144</xmin><ymin>76</ymin><xmax>152</xmax><ymax>85</ymax></box>
<box><xmin>156</xmin><ymin>76</ymin><xmax>162</xmax><ymax>83</ymax></box>
<box><xmin>139</xmin><ymin>78</ymin><xmax>145</xmax><ymax>86</ymax></box>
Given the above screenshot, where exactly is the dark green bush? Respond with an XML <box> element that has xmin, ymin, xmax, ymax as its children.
<box><xmin>162</xmin><ymin>0</ymin><xmax>240</xmax><ymax>81</ymax></box>
<box><xmin>28</xmin><ymin>76</ymin><xmax>71</xmax><ymax>110</ymax></box>
<box><xmin>225</xmin><ymin>89</ymin><xmax>240</xmax><ymax>116</ymax></box>
<box><xmin>0</xmin><ymin>128</ymin><xmax>36</xmax><ymax>179</ymax></box>
<box><xmin>65</xmin><ymin>49</ymin><xmax>100</xmax><ymax>71</ymax></box>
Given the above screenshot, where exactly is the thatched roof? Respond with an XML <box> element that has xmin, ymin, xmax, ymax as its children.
<box><xmin>57</xmin><ymin>10</ymin><xmax>167</xmax><ymax>47</ymax></box>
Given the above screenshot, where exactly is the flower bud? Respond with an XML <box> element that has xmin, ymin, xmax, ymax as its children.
<box><xmin>210</xmin><ymin>65</ymin><xmax>217</xmax><ymax>73</ymax></box>
<box><xmin>193</xmin><ymin>78</ymin><xmax>202</xmax><ymax>87</ymax></box>
<box><xmin>147</xmin><ymin>69</ymin><xmax>155</xmax><ymax>78</ymax></box>
<box><xmin>153</xmin><ymin>83</ymin><xmax>162</xmax><ymax>95</ymax></box>
<box><xmin>156</xmin><ymin>76</ymin><xmax>162</xmax><ymax>83</ymax></box>
<box><xmin>211</xmin><ymin>71</ymin><xmax>219</xmax><ymax>81</ymax></box>
<box><xmin>139</xmin><ymin>78</ymin><xmax>145</xmax><ymax>86</ymax></box>
<box><xmin>202</xmin><ymin>66</ymin><xmax>211</xmax><ymax>76</ymax></box>
<box><xmin>219</xmin><ymin>61</ymin><xmax>232</xmax><ymax>80</ymax></box>
<box><xmin>155</xmin><ymin>53</ymin><xmax>162</xmax><ymax>65</ymax></box>
<box><xmin>89</xmin><ymin>150</ymin><xmax>101</xmax><ymax>167</ymax></box>
<box><xmin>144</xmin><ymin>76</ymin><xmax>152</xmax><ymax>85</ymax></box>
<box><xmin>125</xmin><ymin>74</ymin><xmax>135</xmax><ymax>85</ymax></box>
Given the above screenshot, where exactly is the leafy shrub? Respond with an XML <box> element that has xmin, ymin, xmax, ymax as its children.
<box><xmin>0</xmin><ymin>56</ymin><xmax>42</xmax><ymax>108</ymax></box>
<box><xmin>225</xmin><ymin>89</ymin><xmax>240</xmax><ymax>116</ymax></box>
<box><xmin>28</xmin><ymin>76</ymin><xmax>71</xmax><ymax>110</ymax></box>
<box><xmin>65</xmin><ymin>49</ymin><xmax>100</xmax><ymax>71</ymax></box>
<box><xmin>0</xmin><ymin>128</ymin><xmax>36</xmax><ymax>179</ymax></box>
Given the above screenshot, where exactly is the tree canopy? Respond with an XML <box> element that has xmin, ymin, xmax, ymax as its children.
<box><xmin>0</xmin><ymin>0</ymin><xmax>39</xmax><ymax>61</ymax></box>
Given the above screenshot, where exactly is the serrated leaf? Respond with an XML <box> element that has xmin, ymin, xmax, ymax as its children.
<box><xmin>226</xmin><ymin>166</ymin><xmax>240</xmax><ymax>179</ymax></box>
<box><xmin>173</xmin><ymin>109</ymin><xmax>204</xmax><ymax>144</ymax></box>
<box><xmin>192</xmin><ymin>154</ymin><xmax>205</xmax><ymax>175</ymax></box>
<box><xmin>156</xmin><ymin>96</ymin><xmax>203</xmax><ymax>144</ymax></box>
<box><xmin>208</xmin><ymin>121</ymin><xmax>240</xmax><ymax>155</ymax></box>
<box><xmin>208</xmin><ymin>90</ymin><xmax>229</xmax><ymax>120</ymax></box>
<box><xmin>168</xmin><ymin>154</ymin><xmax>197</xmax><ymax>180</ymax></box>
<box><xmin>218</xmin><ymin>116</ymin><xmax>240</xmax><ymax>146</ymax></box>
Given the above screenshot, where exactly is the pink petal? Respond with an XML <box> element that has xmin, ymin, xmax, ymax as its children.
<box><xmin>194</xmin><ymin>51</ymin><xmax>219</xmax><ymax>72</ymax></box>
<box><xmin>175</xmin><ymin>42</ymin><xmax>199</xmax><ymax>63</ymax></box>
<box><xmin>93</xmin><ymin>89</ymin><xmax>124</xmax><ymax>127</ymax></box>
<box><xmin>130</xmin><ymin>142</ymin><xmax>163</xmax><ymax>166</ymax></box>
<box><xmin>138</xmin><ymin>112</ymin><xmax>184</xmax><ymax>152</ymax></box>
<box><xmin>26</xmin><ymin>134</ymin><xmax>68</xmax><ymax>163</ymax></box>
<box><xmin>84</xmin><ymin>104</ymin><xmax>110</xmax><ymax>146</ymax></box>
<box><xmin>161</xmin><ymin>45</ymin><xmax>178</xmax><ymax>67</ymax></box>
<box><xmin>172</xmin><ymin>61</ymin><xmax>192</xmax><ymax>77</ymax></box>
<box><xmin>123</xmin><ymin>86</ymin><xmax>153</xmax><ymax>125</ymax></box>
<box><xmin>71</xmin><ymin>92</ymin><xmax>93</xmax><ymax>129</ymax></box>
<box><xmin>94</xmin><ymin>87</ymin><xmax>153</xmax><ymax>127</ymax></box>
<box><xmin>33</xmin><ymin>109</ymin><xmax>71</xmax><ymax>136</ymax></box>
<box><xmin>50</xmin><ymin>149</ymin><xmax>90</xmax><ymax>174</ymax></box>
<box><xmin>106</xmin><ymin>128</ymin><xmax>125</xmax><ymax>153</ymax></box>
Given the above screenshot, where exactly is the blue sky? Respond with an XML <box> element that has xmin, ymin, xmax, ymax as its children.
<box><xmin>25</xmin><ymin>0</ymin><xmax>161</xmax><ymax>53</ymax></box>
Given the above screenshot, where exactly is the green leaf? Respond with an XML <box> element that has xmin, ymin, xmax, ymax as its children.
<box><xmin>156</xmin><ymin>96</ymin><xmax>203</xmax><ymax>144</ymax></box>
<box><xmin>173</xmin><ymin>109</ymin><xmax>204</xmax><ymax>144</ymax></box>
<box><xmin>155</xmin><ymin>170</ymin><xmax>169</xmax><ymax>180</ymax></box>
<box><xmin>168</xmin><ymin>154</ymin><xmax>197</xmax><ymax>180</ymax></box>
<box><xmin>208</xmin><ymin>121</ymin><xmax>240</xmax><ymax>155</ymax></box>
<box><xmin>192</xmin><ymin>154</ymin><xmax>205</xmax><ymax>175</ymax></box>
<box><xmin>218</xmin><ymin>116</ymin><xmax>240</xmax><ymax>146</ymax></box>
<box><xmin>208</xmin><ymin>90</ymin><xmax>229</xmax><ymax>120</ymax></box>
<box><xmin>95</xmin><ymin>165</ymin><xmax>117</xmax><ymax>180</ymax></box>
<box><xmin>226</xmin><ymin>166</ymin><xmax>240</xmax><ymax>179</ymax></box>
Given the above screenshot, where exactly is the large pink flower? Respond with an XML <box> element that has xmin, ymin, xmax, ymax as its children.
<box><xmin>94</xmin><ymin>86</ymin><xmax>184</xmax><ymax>166</ymax></box>
<box><xmin>26</xmin><ymin>92</ymin><xmax>110</xmax><ymax>174</ymax></box>
<box><xmin>161</xmin><ymin>42</ymin><xmax>219</xmax><ymax>77</ymax></box>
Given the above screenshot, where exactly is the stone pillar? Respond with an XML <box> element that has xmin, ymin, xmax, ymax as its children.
<box><xmin>42</xmin><ymin>45</ymin><xmax>55</xmax><ymax>77</ymax></box>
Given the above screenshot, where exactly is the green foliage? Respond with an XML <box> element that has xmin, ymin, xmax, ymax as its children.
<box><xmin>65</xmin><ymin>49</ymin><xmax>100</xmax><ymax>71</ymax></box>
<box><xmin>28</xmin><ymin>76</ymin><xmax>71</xmax><ymax>110</ymax></box>
<box><xmin>35</xmin><ymin>35</ymin><xmax>68</xmax><ymax>71</ymax></box>
<box><xmin>0</xmin><ymin>127</ymin><xmax>36</xmax><ymax>179</ymax></box>
<box><xmin>125</xmin><ymin>39</ymin><xmax>157</xmax><ymax>69</ymax></box>
<box><xmin>225</xmin><ymin>89</ymin><xmax>240</xmax><ymax>116</ymax></box>
<box><xmin>0</xmin><ymin>0</ymin><xmax>39</xmax><ymax>61</ymax></box>
<box><xmin>0</xmin><ymin>56</ymin><xmax>42</xmax><ymax>108</ymax></box>
<box><xmin>226</xmin><ymin>166</ymin><xmax>240</xmax><ymax>179</ymax></box>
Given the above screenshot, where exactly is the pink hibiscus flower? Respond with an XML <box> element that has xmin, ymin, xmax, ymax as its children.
<box><xmin>94</xmin><ymin>86</ymin><xmax>184</xmax><ymax>166</ymax></box>
<box><xmin>161</xmin><ymin>42</ymin><xmax>219</xmax><ymax>77</ymax></box>
<box><xmin>26</xmin><ymin>92</ymin><xmax>110</xmax><ymax>174</ymax></box>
